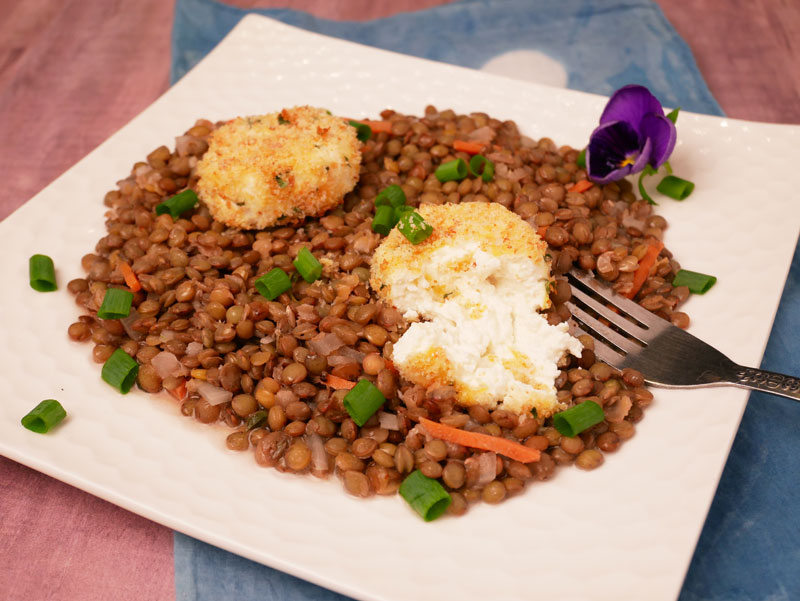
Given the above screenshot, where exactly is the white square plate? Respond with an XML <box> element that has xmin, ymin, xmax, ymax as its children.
<box><xmin>1</xmin><ymin>14</ymin><xmax>799</xmax><ymax>601</ymax></box>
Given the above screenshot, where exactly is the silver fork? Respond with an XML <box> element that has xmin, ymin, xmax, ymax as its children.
<box><xmin>565</xmin><ymin>268</ymin><xmax>800</xmax><ymax>402</ymax></box>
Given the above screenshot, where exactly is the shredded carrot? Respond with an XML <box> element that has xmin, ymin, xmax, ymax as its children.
<box><xmin>325</xmin><ymin>375</ymin><xmax>357</xmax><ymax>390</ymax></box>
<box><xmin>419</xmin><ymin>417</ymin><xmax>541</xmax><ymax>463</ymax></box>
<box><xmin>168</xmin><ymin>378</ymin><xmax>187</xmax><ymax>402</ymax></box>
<box><xmin>537</xmin><ymin>225</ymin><xmax>549</xmax><ymax>239</ymax></box>
<box><xmin>119</xmin><ymin>260</ymin><xmax>142</xmax><ymax>293</ymax></box>
<box><xmin>567</xmin><ymin>179</ymin><xmax>594</xmax><ymax>194</ymax></box>
<box><xmin>625</xmin><ymin>240</ymin><xmax>665</xmax><ymax>299</ymax></box>
<box><xmin>358</xmin><ymin>120</ymin><xmax>393</xmax><ymax>134</ymax></box>
<box><xmin>452</xmin><ymin>140</ymin><xmax>485</xmax><ymax>155</ymax></box>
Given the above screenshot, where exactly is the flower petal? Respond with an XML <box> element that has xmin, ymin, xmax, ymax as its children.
<box><xmin>586</xmin><ymin>120</ymin><xmax>640</xmax><ymax>184</ymax></box>
<box><xmin>599</xmin><ymin>85</ymin><xmax>665</xmax><ymax>129</ymax></box>
<box><xmin>630</xmin><ymin>137</ymin><xmax>653</xmax><ymax>173</ymax></box>
<box><xmin>640</xmin><ymin>113</ymin><xmax>677</xmax><ymax>168</ymax></box>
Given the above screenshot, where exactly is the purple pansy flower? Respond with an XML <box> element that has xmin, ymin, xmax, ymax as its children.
<box><xmin>586</xmin><ymin>85</ymin><xmax>677</xmax><ymax>185</ymax></box>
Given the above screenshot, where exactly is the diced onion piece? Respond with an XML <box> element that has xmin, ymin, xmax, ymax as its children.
<box><xmin>476</xmin><ymin>452</ymin><xmax>497</xmax><ymax>487</ymax></box>
<box><xmin>120</xmin><ymin>308</ymin><xmax>145</xmax><ymax>341</ymax></box>
<box><xmin>378</xmin><ymin>411</ymin><xmax>400</xmax><ymax>431</ymax></box>
<box><xmin>151</xmin><ymin>351</ymin><xmax>186</xmax><ymax>379</ymax></box>
<box><xmin>306</xmin><ymin>432</ymin><xmax>329</xmax><ymax>475</ymax></box>
<box><xmin>185</xmin><ymin>341</ymin><xmax>203</xmax><ymax>356</ymax></box>
<box><xmin>604</xmin><ymin>396</ymin><xmax>633</xmax><ymax>423</ymax></box>
<box><xmin>308</xmin><ymin>332</ymin><xmax>345</xmax><ymax>356</ymax></box>
<box><xmin>190</xmin><ymin>380</ymin><xmax>232</xmax><ymax>406</ymax></box>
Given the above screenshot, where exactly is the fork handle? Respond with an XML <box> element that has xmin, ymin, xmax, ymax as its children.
<box><xmin>729</xmin><ymin>365</ymin><xmax>800</xmax><ymax>402</ymax></box>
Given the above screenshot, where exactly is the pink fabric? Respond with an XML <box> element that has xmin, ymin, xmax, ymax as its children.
<box><xmin>0</xmin><ymin>1</ymin><xmax>798</xmax><ymax>600</ymax></box>
<box><xmin>0</xmin><ymin>458</ymin><xmax>174</xmax><ymax>601</ymax></box>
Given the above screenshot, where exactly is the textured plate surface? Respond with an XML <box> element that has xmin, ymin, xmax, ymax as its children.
<box><xmin>2</xmin><ymin>14</ymin><xmax>799</xmax><ymax>601</ymax></box>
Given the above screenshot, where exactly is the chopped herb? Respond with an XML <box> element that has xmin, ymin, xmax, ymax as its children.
<box><xmin>672</xmin><ymin>269</ymin><xmax>716</xmax><ymax>294</ymax></box>
<box><xmin>657</xmin><ymin>175</ymin><xmax>694</xmax><ymax>200</ymax></box>
<box><xmin>21</xmin><ymin>399</ymin><xmax>67</xmax><ymax>433</ymax></box>
<box><xmin>553</xmin><ymin>401</ymin><xmax>604</xmax><ymax>437</ymax></box>
<box><xmin>255</xmin><ymin>268</ymin><xmax>292</xmax><ymax>300</ymax></box>
<box><xmin>276</xmin><ymin>175</ymin><xmax>288</xmax><ymax>188</ymax></box>
<box><xmin>399</xmin><ymin>470</ymin><xmax>451</xmax><ymax>521</ymax></box>
<box><xmin>348</xmin><ymin>120</ymin><xmax>372</xmax><ymax>142</ymax></box>
<box><xmin>29</xmin><ymin>254</ymin><xmax>57</xmax><ymax>292</ymax></box>
<box><xmin>397</xmin><ymin>211</ymin><xmax>433</xmax><ymax>244</ymax></box>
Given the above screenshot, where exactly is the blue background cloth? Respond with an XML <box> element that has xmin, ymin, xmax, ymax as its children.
<box><xmin>171</xmin><ymin>1</ymin><xmax>799</xmax><ymax>599</ymax></box>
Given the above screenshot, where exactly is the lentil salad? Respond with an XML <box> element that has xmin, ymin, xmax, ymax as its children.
<box><xmin>66</xmin><ymin>106</ymin><xmax>691</xmax><ymax>517</ymax></box>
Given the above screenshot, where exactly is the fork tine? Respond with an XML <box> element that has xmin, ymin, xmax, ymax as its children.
<box><xmin>567</xmin><ymin>283</ymin><xmax>650</xmax><ymax>343</ymax></box>
<box><xmin>566</xmin><ymin>301</ymin><xmax>643</xmax><ymax>355</ymax></box>
<box><xmin>567</xmin><ymin>268</ymin><xmax>667</xmax><ymax>330</ymax></box>
<box><xmin>571</xmin><ymin>325</ymin><xmax>626</xmax><ymax>367</ymax></box>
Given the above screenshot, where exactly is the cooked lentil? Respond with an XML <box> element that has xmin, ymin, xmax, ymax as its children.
<box><xmin>68</xmin><ymin>107</ymin><xmax>691</xmax><ymax>517</ymax></box>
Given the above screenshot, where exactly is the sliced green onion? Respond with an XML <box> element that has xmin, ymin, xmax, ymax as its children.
<box><xmin>155</xmin><ymin>189</ymin><xmax>198</xmax><ymax>220</ymax></box>
<box><xmin>246</xmin><ymin>410</ymin><xmax>268</xmax><ymax>431</ymax></box>
<box><xmin>637</xmin><ymin>164</ymin><xmax>658</xmax><ymax>205</ymax></box>
<box><xmin>576</xmin><ymin>148</ymin><xmax>587</xmax><ymax>169</ymax></box>
<box><xmin>293</xmin><ymin>247</ymin><xmax>322</xmax><ymax>283</ymax></box>
<box><xmin>665</xmin><ymin>107</ymin><xmax>680</xmax><ymax>124</ymax></box>
<box><xmin>397</xmin><ymin>211</ymin><xmax>433</xmax><ymax>245</ymax></box>
<box><xmin>255</xmin><ymin>268</ymin><xmax>292</xmax><ymax>300</ymax></box>
<box><xmin>394</xmin><ymin>205</ymin><xmax>415</xmax><ymax>219</ymax></box>
<box><xmin>101</xmin><ymin>348</ymin><xmax>139</xmax><ymax>394</ymax></box>
<box><xmin>656</xmin><ymin>175</ymin><xmax>694</xmax><ymax>200</ymax></box>
<box><xmin>21</xmin><ymin>399</ymin><xmax>67</xmax><ymax>433</ymax></box>
<box><xmin>371</xmin><ymin>204</ymin><xmax>398</xmax><ymax>236</ymax></box>
<box><xmin>435</xmin><ymin>158</ymin><xmax>468</xmax><ymax>182</ymax></box>
<box><xmin>399</xmin><ymin>470</ymin><xmax>451</xmax><ymax>521</ymax></box>
<box><xmin>672</xmin><ymin>269</ymin><xmax>717</xmax><ymax>294</ymax></box>
<box><xmin>343</xmin><ymin>379</ymin><xmax>385</xmax><ymax>427</ymax></box>
<box><xmin>348</xmin><ymin>120</ymin><xmax>372</xmax><ymax>143</ymax></box>
<box><xmin>553</xmin><ymin>400</ymin><xmax>604</xmax><ymax>437</ymax></box>
<box><xmin>29</xmin><ymin>254</ymin><xmax>57</xmax><ymax>292</ymax></box>
<box><xmin>375</xmin><ymin>184</ymin><xmax>407</xmax><ymax>208</ymax></box>
<box><xmin>468</xmin><ymin>154</ymin><xmax>495</xmax><ymax>182</ymax></box>
<box><xmin>97</xmin><ymin>287</ymin><xmax>134</xmax><ymax>319</ymax></box>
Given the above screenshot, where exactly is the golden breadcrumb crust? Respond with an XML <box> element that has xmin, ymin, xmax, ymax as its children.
<box><xmin>370</xmin><ymin>202</ymin><xmax>567</xmax><ymax>415</ymax></box>
<box><xmin>195</xmin><ymin>106</ymin><xmax>361</xmax><ymax>229</ymax></box>
<box><xmin>370</xmin><ymin>202</ymin><xmax>550</xmax><ymax>308</ymax></box>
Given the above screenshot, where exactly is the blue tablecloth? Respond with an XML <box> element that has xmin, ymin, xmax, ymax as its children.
<box><xmin>171</xmin><ymin>1</ymin><xmax>800</xmax><ymax>599</ymax></box>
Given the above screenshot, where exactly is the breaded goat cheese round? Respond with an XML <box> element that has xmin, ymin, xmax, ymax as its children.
<box><xmin>195</xmin><ymin>106</ymin><xmax>361</xmax><ymax>229</ymax></box>
<box><xmin>370</xmin><ymin>202</ymin><xmax>583</xmax><ymax>417</ymax></box>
